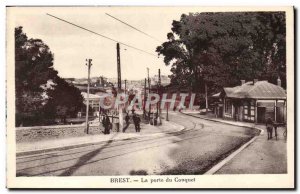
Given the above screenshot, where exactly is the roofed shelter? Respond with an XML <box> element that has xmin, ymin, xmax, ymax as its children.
<box><xmin>213</xmin><ymin>79</ymin><xmax>286</xmax><ymax>124</ymax></box>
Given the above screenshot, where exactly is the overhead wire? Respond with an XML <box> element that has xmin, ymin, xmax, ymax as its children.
<box><xmin>105</xmin><ymin>13</ymin><xmax>163</xmax><ymax>44</ymax></box>
<box><xmin>46</xmin><ymin>13</ymin><xmax>160</xmax><ymax>58</ymax></box>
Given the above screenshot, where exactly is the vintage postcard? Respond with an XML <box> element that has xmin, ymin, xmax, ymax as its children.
<box><xmin>6</xmin><ymin>6</ymin><xmax>294</xmax><ymax>188</ymax></box>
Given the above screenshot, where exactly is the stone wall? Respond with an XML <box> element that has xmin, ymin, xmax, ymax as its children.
<box><xmin>16</xmin><ymin>125</ymin><xmax>103</xmax><ymax>143</ymax></box>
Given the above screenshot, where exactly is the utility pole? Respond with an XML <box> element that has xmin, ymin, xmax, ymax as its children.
<box><xmin>156</xmin><ymin>69</ymin><xmax>160</xmax><ymax>115</ymax></box>
<box><xmin>166</xmin><ymin>102</ymin><xmax>169</xmax><ymax>121</ymax></box>
<box><xmin>117</xmin><ymin>43</ymin><xmax>121</xmax><ymax>91</ymax></box>
<box><xmin>85</xmin><ymin>58</ymin><xmax>92</xmax><ymax>134</ymax></box>
<box><xmin>157</xmin><ymin>69</ymin><xmax>161</xmax><ymax>125</ymax></box>
<box><xmin>124</xmin><ymin>79</ymin><xmax>127</xmax><ymax>111</ymax></box>
<box><xmin>124</xmin><ymin>79</ymin><xmax>127</xmax><ymax>95</ymax></box>
<box><xmin>147</xmin><ymin>67</ymin><xmax>151</xmax><ymax>121</ymax></box>
<box><xmin>143</xmin><ymin>78</ymin><xmax>147</xmax><ymax>119</ymax></box>
<box><xmin>147</xmin><ymin>68</ymin><xmax>150</xmax><ymax>93</ymax></box>
<box><xmin>116</xmin><ymin>43</ymin><xmax>123</xmax><ymax>132</ymax></box>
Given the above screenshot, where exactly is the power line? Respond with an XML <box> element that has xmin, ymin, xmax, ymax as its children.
<box><xmin>46</xmin><ymin>13</ymin><xmax>158</xmax><ymax>57</ymax></box>
<box><xmin>105</xmin><ymin>13</ymin><xmax>163</xmax><ymax>43</ymax></box>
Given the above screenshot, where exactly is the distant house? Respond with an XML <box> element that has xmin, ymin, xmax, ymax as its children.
<box><xmin>80</xmin><ymin>92</ymin><xmax>105</xmax><ymax>117</ymax></box>
<box><xmin>212</xmin><ymin>79</ymin><xmax>286</xmax><ymax>124</ymax></box>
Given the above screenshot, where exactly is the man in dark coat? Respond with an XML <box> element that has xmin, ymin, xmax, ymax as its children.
<box><xmin>125</xmin><ymin>113</ymin><xmax>130</xmax><ymax>126</ymax></box>
<box><xmin>133</xmin><ymin>114</ymin><xmax>141</xmax><ymax>132</ymax></box>
<box><xmin>266</xmin><ymin>117</ymin><xmax>273</xmax><ymax>140</ymax></box>
<box><xmin>104</xmin><ymin>115</ymin><xmax>111</xmax><ymax>135</ymax></box>
<box><xmin>136</xmin><ymin>115</ymin><xmax>141</xmax><ymax>132</ymax></box>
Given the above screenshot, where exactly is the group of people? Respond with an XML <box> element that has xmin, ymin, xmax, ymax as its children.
<box><xmin>101</xmin><ymin>112</ymin><xmax>141</xmax><ymax>135</ymax></box>
<box><xmin>266</xmin><ymin>117</ymin><xmax>278</xmax><ymax>140</ymax></box>
<box><xmin>125</xmin><ymin>113</ymin><xmax>141</xmax><ymax>132</ymax></box>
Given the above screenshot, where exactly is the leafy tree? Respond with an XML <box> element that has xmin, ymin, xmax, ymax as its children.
<box><xmin>15</xmin><ymin>27</ymin><xmax>58</xmax><ymax>126</ymax></box>
<box><xmin>251</xmin><ymin>12</ymin><xmax>286</xmax><ymax>87</ymax></box>
<box><xmin>15</xmin><ymin>27</ymin><xmax>84</xmax><ymax>126</ymax></box>
<box><xmin>43</xmin><ymin>76</ymin><xmax>84</xmax><ymax>123</ymax></box>
<box><xmin>156</xmin><ymin>12</ymin><xmax>286</xmax><ymax>97</ymax></box>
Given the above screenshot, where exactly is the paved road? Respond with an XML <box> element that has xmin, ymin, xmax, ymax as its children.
<box><xmin>16</xmin><ymin>112</ymin><xmax>259</xmax><ymax>176</ymax></box>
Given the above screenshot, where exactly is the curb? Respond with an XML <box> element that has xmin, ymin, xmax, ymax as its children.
<box><xmin>182</xmin><ymin>113</ymin><xmax>264</xmax><ymax>134</ymax></box>
<box><xmin>182</xmin><ymin>113</ymin><xmax>265</xmax><ymax>175</ymax></box>
<box><xmin>17</xmin><ymin>121</ymin><xmax>185</xmax><ymax>157</ymax></box>
<box><xmin>204</xmin><ymin>136</ymin><xmax>258</xmax><ymax>175</ymax></box>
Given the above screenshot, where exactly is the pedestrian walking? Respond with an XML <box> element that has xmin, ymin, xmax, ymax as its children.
<box><xmin>125</xmin><ymin>113</ymin><xmax>130</xmax><ymax>126</ymax></box>
<box><xmin>266</xmin><ymin>117</ymin><xmax>274</xmax><ymax>140</ymax></box>
<box><xmin>123</xmin><ymin>113</ymin><xmax>130</xmax><ymax>133</ymax></box>
<box><xmin>104</xmin><ymin>115</ymin><xmax>111</xmax><ymax>135</ymax></box>
<box><xmin>136</xmin><ymin>115</ymin><xmax>141</xmax><ymax>132</ymax></box>
<box><xmin>132</xmin><ymin>114</ymin><xmax>138</xmax><ymax>132</ymax></box>
<box><xmin>133</xmin><ymin>114</ymin><xmax>141</xmax><ymax>132</ymax></box>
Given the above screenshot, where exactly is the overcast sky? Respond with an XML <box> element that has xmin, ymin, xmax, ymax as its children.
<box><xmin>10</xmin><ymin>7</ymin><xmax>193</xmax><ymax>80</ymax></box>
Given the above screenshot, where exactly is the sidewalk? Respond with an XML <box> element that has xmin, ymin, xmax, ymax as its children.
<box><xmin>16</xmin><ymin>119</ymin><xmax>184</xmax><ymax>155</ymax></box>
<box><xmin>184</xmin><ymin>113</ymin><xmax>287</xmax><ymax>174</ymax></box>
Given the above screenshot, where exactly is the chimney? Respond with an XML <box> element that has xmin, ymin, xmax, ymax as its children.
<box><xmin>241</xmin><ymin>80</ymin><xmax>245</xmax><ymax>85</ymax></box>
<box><xmin>253</xmin><ymin>79</ymin><xmax>258</xmax><ymax>84</ymax></box>
<box><xmin>277</xmin><ymin>77</ymin><xmax>282</xmax><ymax>87</ymax></box>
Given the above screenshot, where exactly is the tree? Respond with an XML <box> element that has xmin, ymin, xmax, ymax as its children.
<box><xmin>43</xmin><ymin>76</ymin><xmax>84</xmax><ymax>123</ymax></box>
<box><xmin>156</xmin><ymin>12</ymin><xmax>286</xmax><ymax>98</ymax></box>
<box><xmin>15</xmin><ymin>27</ymin><xmax>58</xmax><ymax>126</ymax></box>
<box><xmin>251</xmin><ymin>12</ymin><xmax>286</xmax><ymax>87</ymax></box>
<box><xmin>15</xmin><ymin>27</ymin><xmax>84</xmax><ymax>126</ymax></box>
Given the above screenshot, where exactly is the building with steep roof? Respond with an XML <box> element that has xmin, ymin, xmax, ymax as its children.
<box><xmin>212</xmin><ymin>79</ymin><xmax>286</xmax><ymax>124</ymax></box>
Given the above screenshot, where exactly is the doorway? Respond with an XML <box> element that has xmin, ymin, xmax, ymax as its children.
<box><xmin>257</xmin><ymin>107</ymin><xmax>266</xmax><ymax>123</ymax></box>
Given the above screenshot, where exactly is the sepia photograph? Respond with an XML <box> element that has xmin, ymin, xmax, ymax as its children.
<box><xmin>6</xmin><ymin>6</ymin><xmax>294</xmax><ymax>188</ymax></box>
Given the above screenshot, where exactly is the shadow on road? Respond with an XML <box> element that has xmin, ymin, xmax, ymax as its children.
<box><xmin>129</xmin><ymin>170</ymin><xmax>148</xmax><ymax>175</ymax></box>
<box><xmin>59</xmin><ymin>134</ymin><xmax>118</xmax><ymax>176</ymax></box>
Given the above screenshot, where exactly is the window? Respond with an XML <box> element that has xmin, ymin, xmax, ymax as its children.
<box><xmin>243</xmin><ymin>100</ymin><xmax>255</xmax><ymax>121</ymax></box>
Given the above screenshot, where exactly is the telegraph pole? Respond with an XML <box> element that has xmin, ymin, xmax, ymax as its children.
<box><xmin>143</xmin><ymin>78</ymin><xmax>147</xmax><ymax>118</ymax></box>
<box><xmin>117</xmin><ymin>43</ymin><xmax>121</xmax><ymax>91</ymax></box>
<box><xmin>157</xmin><ymin>69</ymin><xmax>161</xmax><ymax>125</ymax></box>
<box><xmin>147</xmin><ymin>68</ymin><xmax>151</xmax><ymax>121</ymax></box>
<box><xmin>156</xmin><ymin>69</ymin><xmax>160</xmax><ymax>115</ymax></box>
<box><xmin>85</xmin><ymin>58</ymin><xmax>92</xmax><ymax>134</ymax></box>
<box><xmin>166</xmin><ymin>102</ymin><xmax>169</xmax><ymax>121</ymax></box>
<box><xmin>116</xmin><ymin>43</ymin><xmax>122</xmax><ymax>132</ymax></box>
<box><xmin>124</xmin><ymin>79</ymin><xmax>127</xmax><ymax>111</ymax></box>
<box><xmin>124</xmin><ymin>79</ymin><xmax>127</xmax><ymax>94</ymax></box>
